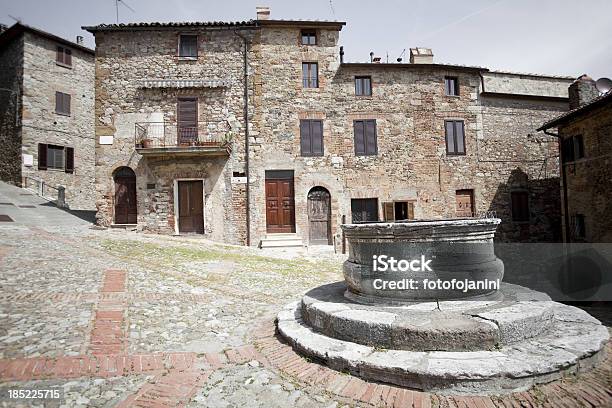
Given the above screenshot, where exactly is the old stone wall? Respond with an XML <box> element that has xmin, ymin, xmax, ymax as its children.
<box><xmin>0</xmin><ymin>34</ymin><xmax>23</xmax><ymax>185</ymax></box>
<box><xmin>92</xmin><ymin>28</ymin><xmax>254</xmax><ymax>243</ymax></box>
<box><xmin>559</xmin><ymin>103</ymin><xmax>612</xmax><ymax>242</ymax></box>
<box><xmin>20</xmin><ymin>32</ymin><xmax>95</xmax><ymax>210</ymax></box>
<box><xmin>483</xmin><ymin>72</ymin><xmax>572</xmax><ymax>98</ymax></box>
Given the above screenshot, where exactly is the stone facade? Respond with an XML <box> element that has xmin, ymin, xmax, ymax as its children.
<box><xmin>88</xmin><ymin>15</ymin><xmax>574</xmax><ymax>245</ymax></box>
<box><xmin>0</xmin><ymin>24</ymin><xmax>95</xmax><ymax>210</ymax></box>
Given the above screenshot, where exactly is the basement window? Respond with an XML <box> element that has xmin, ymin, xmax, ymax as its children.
<box><xmin>178</xmin><ymin>34</ymin><xmax>198</xmax><ymax>59</ymax></box>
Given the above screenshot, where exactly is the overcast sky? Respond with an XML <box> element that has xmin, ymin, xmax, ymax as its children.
<box><xmin>1</xmin><ymin>0</ymin><xmax>611</xmax><ymax>79</ymax></box>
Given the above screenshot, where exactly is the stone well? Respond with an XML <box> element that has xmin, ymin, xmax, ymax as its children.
<box><xmin>277</xmin><ymin>219</ymin><xmax>609</xmax><ymax>395</ymax></box>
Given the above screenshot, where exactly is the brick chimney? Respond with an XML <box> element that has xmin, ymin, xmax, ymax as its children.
<box><xmin>256</xmin><ymin>6</ymin><xmax>270</xmax><ymax>20</ymax></box>
<box><xmin>409</xmin><ymin>47</ymin><xmax>433</xmax><ymax>64</ymax></box>
<box><xmin>569</xmin><ymin>74</ymin><xmax>599</xmax><ymax>109</ymax></box>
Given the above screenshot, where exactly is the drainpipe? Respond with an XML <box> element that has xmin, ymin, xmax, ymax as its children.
<box><xmin>543</xmin><ymin>128</ymin><xmax>570</xmax><ymax>243</ymax></box>
<box><xmin>234</xmin><ymin>30</ymin><xmax>251</xmax><ymax>246</ymax></box>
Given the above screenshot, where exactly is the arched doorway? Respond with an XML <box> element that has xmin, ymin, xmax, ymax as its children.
<box><xmin>113</xmin><ymin>167</ymin><xmax>137</xmax><ymax>224</ymax></box>
<box><xmin>307</xmin><ymin>187</ymin><xmax>331</xmax><ymax>245</ymax></box>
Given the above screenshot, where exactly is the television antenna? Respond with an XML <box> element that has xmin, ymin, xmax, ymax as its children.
<box><xmin>113</xmin><ymin>0</ymin><xmax>136</xmax><ymax>23</ymax></box>
<box><xmin>595</xmin><ymin>77</ymin><xmax>612</xmax><ymax>95</ymax></box>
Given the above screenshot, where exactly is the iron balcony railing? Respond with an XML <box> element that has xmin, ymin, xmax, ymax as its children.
<box><xmin>134</xmin><ymin>121</ymin><xmax>232</xmax><ymax>149</ymax></box>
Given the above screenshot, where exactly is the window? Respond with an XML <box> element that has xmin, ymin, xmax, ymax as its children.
<box><xmin>445</xmin><ymin>120</ymin><xmax>465</xmax><ymax>155</ymax></box>
<box><xmin>300</xmin><ymin>119</ymin><xmax>323</xmax><ymax>156</ymax></box>
<box><xmin>301</xmin><ymin>30</ymin><xmax>317</xmax><ymax>45</ymax></box>
<box><xmin>177</xmin><ymin>97</ymin><xmax>198</xmax><ymax>143</ymax></box>
<box><xmin>55</xmin><ymin>92</ymin><xmax>71</xmax><ymax>115</ymax></box>
<box><xmin>351</xmin><ymin>198</ymin><xmax>378</xmax><ymax>223</ymax></box>
<box><xmin>355</xmin><ymin>76</ymin><xmax>372</xmax><ymax>96</ymax></box>
<box><xmin>178</xmin><ymin>34</ymin><xmax>198</xmax><ymax>58</ymax></box>
<box><xmin>37</xmin><ymin>143</ymin><xmax>74</xmax><ymax>173</ymax></box>
<box><xmin>511</xmin><ymin>191</ymin><xmax>529</xmax><ymax>222</ymax></box>
<box><xmin>302</xmin><ymin>62</ymin><xmax>318</xmax><ymax>88</ymax></box>
<box><xmin>383</xmin><ymin>201</ymin><xmax>414</xmax><ymax>221</ymax></box>
<box><xmin>456</xmin><ymin>189</ymin><xmax>474</xmax><ymax>217</ymax></box>
<box><xmin>56</xmin><ymin>46</ymin><xmax>72</xmax><ymax>67</ymax></box>
<box><xmin>562</xmin><ymin>135</ymin><xmax>584</xmax><ymax>163</ymax></box>
<box><xmin>444</xmin><ymin>76</ymin><xmax>459</xmax><ymax>96</ymax></box>
<box><xmin>571</xmin><ymin>214</ymin><xmax>586</xmax><ymax>240</ymax></box>
<box><xmin>353</xmin><ymin>119</ymin><xmax>377</xmax><ymax>156</ymax></box>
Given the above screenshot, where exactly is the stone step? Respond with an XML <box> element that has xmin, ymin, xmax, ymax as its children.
<box><xmin>260</xmin><ymin>234</ymin><xmax>304</xmax><ymax>248</ymax></box>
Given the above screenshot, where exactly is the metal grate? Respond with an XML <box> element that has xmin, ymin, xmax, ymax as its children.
<box><xmin>0</xmin><ymin>215</ymin><xmax>14</xmax><ymax>222</ymax></box>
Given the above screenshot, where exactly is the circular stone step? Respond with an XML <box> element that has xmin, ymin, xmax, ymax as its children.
<box><xmin>301</xmin><ymin>282</ymin><xmax>555</xmax><ymax>352</ymax></box>
<box><xmin>277</xmin><ymin>283</ymin><xmax>609</xmax><ymax>395</ymax></box>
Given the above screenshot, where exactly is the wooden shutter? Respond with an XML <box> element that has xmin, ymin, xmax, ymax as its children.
<box><xmin>65</xmin><ymin>48</ymin><xmax>72</xmax><ymax>66</ymax></box>
<box><xmin>300</xmin><ymin>120</ymin><xmax>311</xmax><ymax>155</ymax></box>
<box><xmin>445</xmin><ymin>121</ymin><xmax>455</xmax><ymax>153</ymax></box>
<box><xmin>354</xmin><ymin>121</ymin><xmax>365</xmax><ymax>155</ymax></box>
<box><xmin>38</xmin><ymin>143</ymin><xmax>47</xmax><ymax>170</ymax></box>
<box><xmin>312</xmin><ymin>120</ymin><xmax>323</xmax><ymax>155</ymax></box>
<box><xmin>65</xmin><ymin>147</ymin><xmax>74</xmax><ymax>174</ymax></box>
<box><xmin>383</xmin><ymin>202</ymin><xmax>394</xmax><ymax>221</ymax></box>
<box><xmin>407</xmin><ymin>202</ymin><xmax>415</xmax><ymax>219</ymax></box>
<box><xmin>56</xmin><ymin>46</ymin><xmax>63</xmax><ymax>63</ymax></box>
<box><xmin>55</xmin><ymin>92</ymin><xmax>62</xmax><ymax>113</ymax></box>
<box><xmin>177</xmin><ymin>98</ymin><xmax>198</xmax><ymax>142</ymax></box>
<box><xmin>365</xmin><ymin>120</ymin><xmax>377</xmax><ymax>155</ymax></box>
<box><xmin>64</xmin><ymin>93</ymin><xmax>71</xmax><ymax>115</ymax></box>
<box><xmin>455</xmin><ymin>121</ymin><xmax>465</xmax><ymax>153</ymax></box>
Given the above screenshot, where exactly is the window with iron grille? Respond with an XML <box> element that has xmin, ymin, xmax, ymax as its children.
<box><xmin>444</xmin><ymin>76</ymin><xmax>459</xmax><ymax>96</ymax></box>
<box><xmin>301</xmin><ymin>30</ymin><xmax>317</xmax><ymax>45</ymax></box>
<box><xmin>300</xmin><ymin>119</ymin><xmax>324</xmax><ymax>156</ymax></box>
<box><xmin>445</xmin><ymin>120</ymin><xmax>465</xmax><ymax>155</ymax></box>
<box><xmin>353</xmin><ymin>119</ymin><xmax>377</xmax><ymax>156</ymax></box>
<box><xmin>355</xmin><ymin>76</ymin><xmax>372</xmax><ymax>96</ymax></box>
<box><xmin>351</xmin><ymin>198</ymin><xmax>378</xmax><ymax>223</ymax></box>
<box><xmin>511</xmin><ymin>191</ymin><xmax>529</xmax><ymax>222</ymax></box>
<box><xmin>56</xmin><ymin>46</ymin><xmax>72</xmax><ymax>67</ymax></box>
<box><xmin>55</xmin><ymin>92</ymin><xmax>71</xmax><ymax>115</ymax></box>
<box><xmin>178</xmin><ymin>34</ymin><xmax>198</xmax><ymax>58</ymax></box>
<box><xmin>302</xmin><ymin>62</ymin><xmax>319</xmax><ymax>88</ymax></box>
<box><xmin>562</xmin><ymin>135</ymin><xmax>584</xmax><ymax>163</ymax></box>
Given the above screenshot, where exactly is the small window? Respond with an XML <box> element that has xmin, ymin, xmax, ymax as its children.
<box><xmin>146</xmin><ymin>183</ymin><xmax>156</xmax><ymax>190</ymax></box>
<box><xmin>444</xmin><ymin>76</ymin><xmax>459</xmax><ymax>96</ymax></box>
<box><xmin>178</xmin><ymin>34</ymin><xmax>198</xmax><ymax>58</ymax></box>
<box><xmin>351</xmin><ymin>198</ymin><xmax>378</xmax><ymax>223</ymax></box>
<box><xmin>445</xmin><ymin>120</ymin><xmax>465</xmax><ymax>155</ymax></box>
<box><xmin>562</xmin><ymin>135</ymin><xmax>584</xmax><ymax>163</ymax></box>
<box><xmin>383</xmin><ymin>201</ymin><xmax>415</xmax><ymax>221</ymax></box>
<box><xmin>300</xmin><ymin>119</ymin><xmax>324</xmax><ymax>156</ymax></box>
<box><xmin>353</xmin><ymin>119</ymin><xmax>377</xmax><ymax>156</ymax></box>
<box><xmin>355</xmin><ymin>76</ymin><xmax>372</xmax><ymax>96</ymax></box>
<box><xmin>302</xmin><ymin>62</ymin><xmax>319</xmax><ymax>88</ymax></box>
<box><xmin>56</xmin><ymin>46</ymin><xmax>72</xmax><ymax>67</ymax></box>
<box><xmin>301</xmin><ymin>30</ymin><xmax>317</xmax><ymax>45</ymax></box>
<box><xmin>571</xmin><ymin>214</ymin><xmax>586</xmax><ymax>240</ymax></box>
<box><xmin>511</xmin><ymin>191</ymin><xmax>529</xmax><ymax>222</ymax></box>
<box><xmin>55</xmin><ymin>91</ymin><xmax>71</xmax><ymax>115</ymax></box>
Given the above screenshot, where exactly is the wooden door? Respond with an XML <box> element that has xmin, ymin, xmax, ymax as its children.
<box><xmin>456</xmin><ymin>189</ymin><xmax>474</xmax><ymax>218</ymax></box>
<box><xmin>265</xmin><ymin>172</ymin><xmax>295</xmax><ymax>233</ymax></box>
<box><xmin>178</xmin><ymin>180</ymin><xmax>204</xmax><ymax>234</ymax></box>
<box><xmin>177</xmin><ymin>97</ymin><xmax>198</xmax><ymax>144</ymax></box>
<box><xmin>308</xmin><ymin>188</ymin><xmax>331</xmax><ymax>245</ymax></box>
<box><xmin>114</xmin><ymin>169</ymin><xmax>137</xmax><ymax>224</ymax></box>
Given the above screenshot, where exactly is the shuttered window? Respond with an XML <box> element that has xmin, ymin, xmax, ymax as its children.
<box><xmin>302</xmin><ymin>62</ymin><xmax>318</xmax><ymax>88</ymax></box>
<box><xmin>383</xmin><ymin>202</ymin><xmax>414</xmax><ymax>221</ymax></box>
<box><xmin>511</xmin><ymin>191</ymin><xmax>529</xmax><ymax>222</ymax></box>
<box><xmin>355</xmin><ymin>76</ymin><xmax>372</xmax><ymax>96</ymax></box>
<box><xmin>445</xmin><ymin>120</ymin><xmax>465</xmax><ymax>155</ymax></box>
<box><xmin>55</xmin><ymin>92</ymin><xmax>71</xmax><ymax>115</ymax></box>
<box><xmin>354</xmin><ymin>119</ymin><xmax>377</xmax><ymax>156</ymax></box>
<box><xmin>56</xmin><ymin>46</ymin><xmax>72</xmax><ymax>67</ymax></box>
<box><xmin>300</xmin><ymin>119</ymin><xmax>323</xmax><ymax>156</ymax></box>
<box><xmin>351</xmin><ymin>198</ymin><xmax>378</xmax><ymax>223</ymax></box>
<box><xmin>177</xmin><ymin>97</ymin><xmax>198</xmax><ymax>143</ymax></box>
<box><xmin>178</xmin><ymin>34</ymin><xmax>198</xmax><ymax>58</ymax></box>
<box><xmin>38</xmin><ymin>144</ymin><xmax>74</xmax><ymax>173</ymax></box>
<box><xmin>444</xmin><ymin>76</ymin><xmax>459</xmax><ymax>96</ymax></box>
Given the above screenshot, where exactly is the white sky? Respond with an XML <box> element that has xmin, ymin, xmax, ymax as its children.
<box><xmin>1</xmin><ymin>0</ymin><xmax>611</xmax><ymax>79</ymax></box>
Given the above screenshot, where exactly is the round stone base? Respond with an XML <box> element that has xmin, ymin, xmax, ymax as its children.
<box><xmin>277</xmin><ymin>282</ymin><xmax>609</xmax><ymax>395</ymax></box>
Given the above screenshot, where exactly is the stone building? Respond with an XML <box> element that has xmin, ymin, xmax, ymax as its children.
<box><xmin>85</xmin><ymin>7</ymin><xmax>573</xmax><ymax>246</ymax></box>
<box><xmin>0</xmin><ymin>23</ymin><xmax>95</xmax><ymax>210</ymax></box>
<box><xmin>538</xmin><ymin>76</ymin><xmax>612</xmax><ymax>242</ymax></box>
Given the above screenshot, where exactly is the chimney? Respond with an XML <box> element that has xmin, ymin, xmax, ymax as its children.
<box><xmin>409</xmin><ymin>47</ymin><xmax>433</xmax><ymax>64</ymax></box>
<box><xmin>256</xmin><ymin>6</ymin><xmax>270</xmax><ymax>20</ymax></box>
<box><xmin>0</xmin><ymin>24</ymin><xmax>7</xmax><ymax>34</ymax></box>
<box><xmin>76</xmin><ymin>35</ymin><xmax>84</xmax><ymax>45</ymax></box>
<box><xmin>569</xmin><ymin>74</ymin><xmax>599</xmax><ymax>109</ymax></box>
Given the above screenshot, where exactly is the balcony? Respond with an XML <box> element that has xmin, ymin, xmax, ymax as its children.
<box><xmin>134</xmin><ymin>122</ymin><xmax>232</xmax><ymax>157</ymax></box>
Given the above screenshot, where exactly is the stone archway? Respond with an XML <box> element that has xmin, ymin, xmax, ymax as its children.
<box><xmin>307</xmin><ymin>187</ymin><xmax>331</xmax><ymax>245</ymax></box>
<box><xmin>113</xmin><ymin>167</ymin><xmax>137</xmax><ymax>224</ymax></box>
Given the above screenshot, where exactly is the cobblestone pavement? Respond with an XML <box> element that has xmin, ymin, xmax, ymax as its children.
<box><xmin>0</xmin><ymin>182</ymin><xmax>611</xmax><ymax>408</ymax></box>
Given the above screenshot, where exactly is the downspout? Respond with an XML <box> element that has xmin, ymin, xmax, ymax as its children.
<box><xmin>543</xmin><ymin>128</ymin><xmax>570</xmax><ymax>243</ymax></box>
<box><xmin>234</xmin><ymin>31</ymin><xmax>251</xmax><ymax>246</ymax></box>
